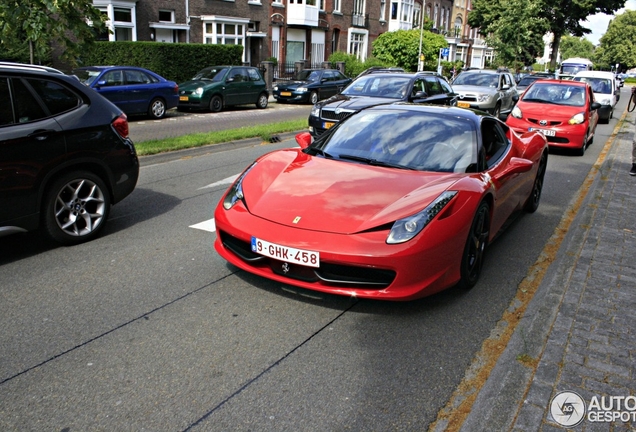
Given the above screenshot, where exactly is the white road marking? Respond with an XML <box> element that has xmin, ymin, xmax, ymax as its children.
<box><xmin>198</xmin><ymin>174</ymin><xmax>238</xmax><ymax>190</ymax></box>
<box><xmin>190</xmin><ymin>218</ymin><xmax>216</xmax><ymax>232</ymax></box>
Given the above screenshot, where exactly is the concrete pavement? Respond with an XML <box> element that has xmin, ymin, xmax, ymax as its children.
<box><xmin>446</xmin><ymin>104</ymin><xmax>636</xmax><ymax>430</ymax></box>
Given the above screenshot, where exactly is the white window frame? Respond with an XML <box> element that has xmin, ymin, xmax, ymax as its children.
<box><xmin>93</xmin><ymin>0</ymin><xmax>137</xmax><ymax>42</ymax></box>
<box><xmin>348</xmin><ymin>30</ymin><xmax>368</xmax><ymax>61</ymax></box>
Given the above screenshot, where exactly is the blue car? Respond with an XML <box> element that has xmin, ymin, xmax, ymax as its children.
<box><xmin>73</xmin><ymin>66</ymin><xmax>179</xmax><ymax>119</ymax></box>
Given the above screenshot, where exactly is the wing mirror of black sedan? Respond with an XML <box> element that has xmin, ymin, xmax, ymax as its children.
<box><xmin>411</xmin><ymin>90</ymin><xmax>429</xmax><ymax>100</ymax></box>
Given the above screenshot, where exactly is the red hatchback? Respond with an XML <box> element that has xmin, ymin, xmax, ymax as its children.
<box><xmin>506</xmin><ymin>80</ymin><xmax>601</xmax><ymax>155</ymax></box>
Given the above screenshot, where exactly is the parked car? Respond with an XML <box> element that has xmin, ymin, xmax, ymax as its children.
<box><xmin>178</xmin><ymin>65</ymin><xmax>269</xmax><ymax>112</ymax></box>
<box><xmin>308</xmin><ymin>71</ymin><xmax>457</xmax><ymax>137</ymax></box>
<box><xmin>0</xmin><ymin>63</ymin><xmax>139</xmax><ymax>244</ymax></box>
<box><xmin>506</xmin><ymin>80</ymin><xmax>600</xmax><ymax>156</ymax></box>
<box><xmin>572</xmin><ymin>71</ymin><xmax>618</xmax><ymax>123</ymax></box>
<box><xmin>73</xmin><ymin>66</ymin><xmax>179</xmax><ymax>119</ymax></box>
<box><xmin>515</xmin><ymin>74</ymin><xmax>546</xmax><ymax>95</ymax></box>
<box><xmin>214</xmin><ymin>103</ymin><xmax>548</xmax><ymax>300</ymax></box>
<box><xmin>273</xmin><ymin>69</ymin><xmax>352</xmax><ymax>104</ymax></box>
<box><xmin>451</xmin><ymin>69</ymin><xmax>518</xmax><ymax>119</ymax></box>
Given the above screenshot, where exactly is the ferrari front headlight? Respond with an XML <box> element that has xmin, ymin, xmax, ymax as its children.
<box><xmin>223</xmin><ymin>163</ymin><xmax>256</xmax><ymax>210</ymax></box>
<box><xmin>568</xmin><ymin>113</ymin><xmax>585</xmax><ymax>125</ymax></box>
<box><xmin>387</xmin><ymin>191</ymin><xmax>457</xmax><ymax>244</ymax></box>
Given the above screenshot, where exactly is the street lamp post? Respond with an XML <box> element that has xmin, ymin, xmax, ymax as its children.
<box><xmin>417</xmin><ymin>10</ymin><xmax>424</xmax><ymax>71</ymax></box>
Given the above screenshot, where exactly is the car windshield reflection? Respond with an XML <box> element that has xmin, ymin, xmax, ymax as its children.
<box><xmin>311</xmin><ymin>109</ymin><xmax>478</xmax><ymax>173</ymax></box>
<box><xmin>341</xmin><ymin>76</ymin><xmax>412</xmax><ymax>98</ymax></box>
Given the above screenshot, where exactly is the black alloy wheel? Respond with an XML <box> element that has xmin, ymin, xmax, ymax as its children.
<box><xmin>458</xmin><ymin>201</ymin><xmax>490</xmax><ymax>290</ymax></box>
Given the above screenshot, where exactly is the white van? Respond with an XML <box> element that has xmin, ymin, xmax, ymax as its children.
<box><xmin>572</xmin><ymin>71</ymin><xmax>618</xmax><ymax>123</ymax></box>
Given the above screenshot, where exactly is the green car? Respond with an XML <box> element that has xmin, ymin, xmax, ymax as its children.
<box><xmin>178</xmin><ymin>66</ymin><xmax>269</xmax><ymax>112</ymax></box>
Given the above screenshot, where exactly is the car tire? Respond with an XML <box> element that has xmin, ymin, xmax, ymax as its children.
<box><xmin>148</xmin><ymin>98</ymin><xmax>166</xmax><ymax>119</ymax></box>
<box><xmin>457</xmin><ymin>201</ymin><xmax>490</xmax><ymax>290</ymax></box>
<box><xmin>256</xmin><ymin>93</ymin><xmax>269</xmax><ymax>109</ymax></box>
<box><xmin>491</xmin><ymin>102</ymin><xmax>501</xmax><ymax>119</ymax></box>
<box><xmin>576</xmin><ymin>132</ymin><xmax>588</xmax><ymax>156</ymax></box>
<box><xmin>43</xmin><ymin>171</ymin><xmax>111</xmax><ymax>245</ymax></box>
<box><xmin>524</xmin><ymin>152</ymin><xmax>547</xmax><ymax>213</ymax></box>
<box><xmin>209</xmin><ymin>95</ymin><xmax>223</xmax><ymax>112</ymax></box>
<box><xmin>309</xmin><ymin>91</ymin><xmax>319</xmax><ymax>105</ymax></box>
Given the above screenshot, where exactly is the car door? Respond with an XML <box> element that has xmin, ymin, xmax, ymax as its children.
<box><xmin>0</xmin><ymin>76</ymin><xmax>68</xmax><ymax>224</ymax></box>
<box><xmin>93</xmin><ymin>69</ymin><xmax>128</xmax><ymax>112</ymax></box>
<box><xmin>499</xmin><ymin>73</ymin><xmax>517</xmax><ymax>112</ymax></box>
<box><xmin>224</xmin><ymin>67</ymin><xmax>251</xmax><ymax>106</ymax></box>
<box><xmin>123</xmin><ymin>69</ymin><xmax>155</xmax><ymax>114</ymax></box>
<box><xmin>246</xmin><ymin>67</ymin><xmax>266</xmax><ymax>103</ymax></box>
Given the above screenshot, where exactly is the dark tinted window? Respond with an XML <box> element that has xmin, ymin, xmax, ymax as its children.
<box><xmin>125</xmin><ymin>70</ymin><xmax>154</xmax><ymax>84</ymax></box>
<box><xmin>27</xmin><ymin>78</ymin><xmax>80</xmax><ymax>115</ymax></box>
<box><xmin>0</xmin><ymin>78</ymin><xmax>13</xmax><ymax>126</ymax></box>
<box><xmin>12</xmin><ymin>78</ymin><xmax>47</xmax><ymax>123</ymax></box>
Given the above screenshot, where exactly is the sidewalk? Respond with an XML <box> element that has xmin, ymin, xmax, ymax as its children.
<box><xmin>460</xmin><ymin>108</ymin><xmax>636</xmax><ymax>431</ymax></box>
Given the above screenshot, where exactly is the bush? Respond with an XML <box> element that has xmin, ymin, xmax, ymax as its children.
<box><xmin>78</xmin><ymin>41</ymin><xmax>244</xmax><ymax>83</ymax></box>
<box><xmin>328</xmin><ymin>52</ymin><xmax>398</xmax><ymax>78</ymax></box>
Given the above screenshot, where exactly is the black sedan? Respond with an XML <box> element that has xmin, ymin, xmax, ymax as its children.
<box><xmin>273</xmin><ymin>69</ymin><xmax>352</xmax><ymax>104</ymax></box>
<box><xmin>308</xmin><ymin>71</ymin><xmax>457</xmax><ymax>137</ymax></box>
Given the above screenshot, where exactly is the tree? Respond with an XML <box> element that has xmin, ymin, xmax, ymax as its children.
<box><xmin>468</xmin><ymin>0</ymin><xmax>625</xmax><ymax>70</ymax></box>
<box><xmin>559</xmin><ymin>35</ymin><xmax>595</xmax><ymax>61</ymax></box>
<box><xmin>0</xmin><ymin>0</ymin><xmax>107</xmax><ymax>66</ymax></box>
<box><xmin>372</xmin><ymin>29</ymin><xmax>447</xmax><ymax>72</ymax></box>
<box><xmin>468</xmin><ymin>0</ymin><xmax>549</xmax><ymax>68</ymax></box>
<box><xmin>593</xmin><ymin>10</ymin><xmax>636</xmax><ymax>71</ymax></box>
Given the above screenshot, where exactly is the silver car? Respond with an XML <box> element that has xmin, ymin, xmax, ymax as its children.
<box><xmin>451</xmin><ymin>69</ymin><xmax>518</xmax><ymax>119</ymax></box>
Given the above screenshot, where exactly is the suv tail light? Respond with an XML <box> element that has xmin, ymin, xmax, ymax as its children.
<box><xmin>111</xmin><ymin>113</ymin><xmax>129</xmax><ymax>139</ymax></box>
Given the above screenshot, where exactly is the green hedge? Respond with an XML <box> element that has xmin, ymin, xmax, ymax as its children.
<box><xmin>78</xmin><ymin>41</ymin><xmax>244</xmax><ymax>83</ymax></box>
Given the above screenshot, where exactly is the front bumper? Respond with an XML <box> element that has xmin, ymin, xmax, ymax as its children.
<box><xmin>213</xmin><ymin>200</ymin><xmax>475</xmax><ymax>301</ymax></box>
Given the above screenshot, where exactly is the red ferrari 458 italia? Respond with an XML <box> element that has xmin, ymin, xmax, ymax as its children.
<box><xmin>506</xmin><ymin>79</ymin><xmax>601</xmax><ymax>156</ymax></box>
<box><xmin>214</xmin><ymin>103</ymin><xmax>549</xmax><ymax>300</ymax></box>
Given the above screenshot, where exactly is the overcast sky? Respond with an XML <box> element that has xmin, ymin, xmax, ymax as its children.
<box><xmin>582</xmin><ymin>0</ymin><xmax>636</xmax><ymax>45</ymax></box>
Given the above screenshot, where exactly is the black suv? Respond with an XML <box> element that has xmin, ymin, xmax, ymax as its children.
<box><xmin>308</xmin><ymin>71</ymin><xmax>457</xmax><ymax>137</ymax></box>
<box><xmin>0</xmin><ymin>63</ymin><xmax>139</xmax><ymax>245</ymax></box>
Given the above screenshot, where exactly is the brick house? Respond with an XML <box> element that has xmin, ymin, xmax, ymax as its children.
<box><xmin>91</xmin><ymin>0</ymin><xmax>489</xmax><ymax>69</ymax></box>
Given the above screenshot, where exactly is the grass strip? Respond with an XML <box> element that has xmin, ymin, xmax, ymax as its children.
<box><xmin>134</xmin><ymin>118</ymin><xmax>308</xmax><ymax>156</ymax></box>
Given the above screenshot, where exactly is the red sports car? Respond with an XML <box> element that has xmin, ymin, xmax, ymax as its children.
<box><xmin>214</xmin><ymin>104</ymin><xmax>548</xmax><ymax>300</ymax></box>
<box><xmin>506</xmin><ymin>79</ymin><xmax>601</xmax><ymax>156</ymax></box>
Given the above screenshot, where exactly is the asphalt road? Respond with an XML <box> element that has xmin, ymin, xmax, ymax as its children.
<box><xmin>0</xmin><ymin>91</ymin><xmax>628</xmax><ymax>431</ymax></box>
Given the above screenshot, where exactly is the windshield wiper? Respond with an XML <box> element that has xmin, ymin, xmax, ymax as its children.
<box><xmin>310</xmin><ymin>148</ymin><xmax>335</xmax><ymax>158</ymax></box>
<box><xmin>522</xmin><ymin>98</ymin><xmax>550</xmax><ymax>103</ymax></box>
<box><xmin>337</xmin><ymin>154</ymin><xmax>415</xmax><ymax>170</ymax></box>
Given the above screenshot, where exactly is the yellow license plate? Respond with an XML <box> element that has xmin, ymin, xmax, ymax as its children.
<box><xmin>457</xmin><ymin>101</ymin><xmax>470</xmax><ymax>108</ymax></box>
<box><xmin>281</xmin><ymin>91</ymin><xmax>292</xmax><ymax>96</ymax></box>
<box><xmin>324</xmin><ymin>122</ymin><xmax>335</xmax><ymax>129</ymax></box>
<box><xmin>179</xmin><ymin>96</ymin><xmax>189</xmax><ymax>101</ymax></box>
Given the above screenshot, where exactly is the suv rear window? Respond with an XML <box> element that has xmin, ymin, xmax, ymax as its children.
<box><xmin>3</xmin><ymin>77</ymin><xmax>80</xmax><ymax>124</ymax></box>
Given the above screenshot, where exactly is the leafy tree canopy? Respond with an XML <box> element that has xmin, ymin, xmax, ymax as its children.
<box><xmin>372</xmin><ymin>29</ymin><xmax>447</xmax><ymax>72</ymax></box>
<box><xmin>559</xmin><ymin>35</ymin><xmax>595</xmax><ymax>61</ymax></box>
<box><xmin>593</xmin><ymin>10</ymin><xmax>636</xmax><ymax>71</ymax></box>
<box><xmin>469</xmin><ymin>0</ymin><xmax>625</xmax><ymax>69</ymax></box>
<box><xmin>0</xmin><ymin>0</ymin><xmax>107</xmax><ymax>67</ymax></box>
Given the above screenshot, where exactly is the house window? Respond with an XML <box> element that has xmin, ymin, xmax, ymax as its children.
<box><xmin>159</xmin><ymin>10</ymin><xmax>174</xmax><ymax>22</ymax></box>
<box><xmin>391</xmin><ymin>2</ymin><xmax>398</xmax><ymax>19</ymax></box>
<box><xmin>204</xmin><ymin>21</ymin><xmax>245</xmax><ymax>46</ymax></box>
<box><xmin>334</xmin><ymin>0</ymin><xmax>341</xmax><ymax>12</ymax></box>
<box><xmin>348</xmin><ymin>31</ymin><xmax>367</xmax><ymax>61</ymax></box>
<box><xmin>380</xmin><ymin>0</ymin><xmax>386</xmax><ymax>20</ymax></box>
<box><xmin>95</xmin><ymin>2</ymin><xmax>136</xmax><ymax>42</ymax></box>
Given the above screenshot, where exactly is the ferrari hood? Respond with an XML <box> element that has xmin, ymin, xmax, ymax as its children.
<box><xmin>319</xmin><ymin>94</ymin><xmax>400</xmax><ymax>111</ymax></box>
<box><xmin>240</xmin><ymin>149</ymin><xmax>461</xmax><ymax>234</ymax></box>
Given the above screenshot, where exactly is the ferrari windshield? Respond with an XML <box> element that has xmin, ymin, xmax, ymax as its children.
<box><xmin>312</xmin><ymin>108</ymin><xmax>478</xmax><ymax>173</ymax></box>
<box><xmin>521</xmin><ymin>82</ymin><xmax>587</xmax><ymax>107</ymax></box>
<box><xmin>341</xmin><ymin>75</ymin><xmax>412</xmax><ymax>98</ymax></box>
